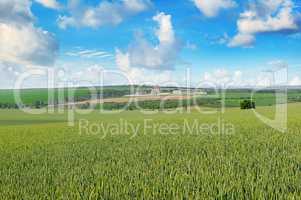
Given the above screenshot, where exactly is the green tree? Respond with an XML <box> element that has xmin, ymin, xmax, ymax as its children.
<box><xmin>240</xmin><ymin>100</ymin><xmax>256</xmax><ymax>109</ymax></box>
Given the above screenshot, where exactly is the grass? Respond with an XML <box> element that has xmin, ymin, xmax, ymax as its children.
<box><xmin>0</xmin><ymin>104</ymin><xmax>301</xmax><ymax>199</ymax></box>
<box><xmin>0</xmin><ymin>88</ymin><xmax>91</xmax><ymax>105</ymax></box>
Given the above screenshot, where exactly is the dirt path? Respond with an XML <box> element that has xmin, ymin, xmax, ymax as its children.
<box><xmin>78</xmin><ymin>95</ymin><xmax>193</xmax><ymax>105</ymax></box>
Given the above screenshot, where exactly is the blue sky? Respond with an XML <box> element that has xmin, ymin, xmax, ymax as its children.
<box><xmin>0</xmin><ymin>0</ymin><xmax>301</xmax><ymax>88</ymax></box>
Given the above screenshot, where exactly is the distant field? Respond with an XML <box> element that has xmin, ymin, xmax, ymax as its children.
<box><xmin>0</xmin><ymin>88</ymin><xmax>91</xmax><ymax>105</ymax></box>
<box><xmin>0</xmin><ymin>104</ymin><xmax>301</xmax><ymax>198</ymax></box>
<box><xmin>1</xmin><ymin>87</ymin><xmax>300</xmax><ymax>108</ymax></box>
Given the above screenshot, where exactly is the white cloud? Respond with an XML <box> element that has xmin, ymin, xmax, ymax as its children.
<box><xmin>35</xmin><ymin>0</ymin><xmax>60</xmax><ymax>9</ymax></box>
<box><xmin>69</xmin><ymin>65</ymin><xmax>106</xmax><ymax>85</ymax></box>
<box><xmin>54</xmin><ymin>61</ymin><xmax>175</xmax><ymax>87</ymax></box>
<box><xmin>0</xmin><ymin>62</ymin><xmax>22</xmax><ymax>89</ymax></box>
<box><xmin>0</xmin><ymin>62</ymin><xmax>51</xmax><ymax>89</ymax></box>
<box><xmin>193</xmin><ymin>0</ymin><xmax>236</xmax><ymax>18</ymax></box>
<box><xmin>116</xmin><ymin>12</ymin><xmax>181</xmax><ymax>72</ymax></box>
<box><xmin>199</xmin><ymin>67</ymin><xmax>300</xmax><ymax>88</ymax></box>
<box><xmin>123</xmin><ymin>0</ymin><xmax>151</xmax><ymax>12</ymax></box>
<box><xmin>0</xmin><ymin>0</ymin><xmax>34</xmax><ymax>24</ymax></box>
<box><xmin>115</xmin><ymin>48</ymin><xmax>175</xmax><ymax>85</ymax></box>
<box><xmin>0</xmin><ymin>0</ymin><xmax>58</xmax><ymax>89</ymax></box>
<box><xmin>66</xmin><ymin>49</ymin><xmax>112</xmax><ymax>59</ymax></box>
<box><xmin>228</xmin><ymin>33</ymin><xmax>255</xmax><ymax>48</ymax></box>
<box><xmin>0</xmin><ymin>0</ymin><xmax>58</xmax><ymax>67</ymax></box>
<box><xmin>0</xmin><ymin>23</ymin><xmax>58</xmax><ymax>66</ymax></box>
<box><xmin>238</xmin><ymin>1</ymin><xmax>297</xmax><ymax>34</ymax></box>
<box><xmin>115</xmin><ymin>12</ymin><xmax>181</xmax><ymax>85</ymax></box>
<box><xmin>58</xmin><ymin>0</ymin><xmax>151</xmax><ymax>29</ymax></box>
<box><xmin>201</xmin><ymin>69</ymin><xmax>243</xmax><ymax>87</ymax></box>
<box><xmin>153</xmin><ymin>12</ymin><xmax>175</xmax><ymax>44</ymax></box>
<box><xmin>229</xmin><ymin>0</ymin><xmax>299</xmax><ymax>47</ymax></box>
<box><xmin>267</xmin><ymin>60</ymin><xmax>288</xmax><ymax>70</ymax></box>
<box><xmin>289</xmin><ymin>76</ymin><xmax>301</xmax><ymax>86</ymax></box>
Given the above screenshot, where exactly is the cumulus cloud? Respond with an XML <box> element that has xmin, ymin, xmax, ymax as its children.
<box><xmin>0</xmin><ymin>24</ymin><xmax>58</xmax><ymax>66</ymax></box>
<box><xmin>153</xmin><ymin>13</ymin><xmax>175</xmax><ymax>44</ymax></box>
<box><xmin>116</xmin><ymin>12</ymin><xmax>181</xmax><ymax>71</ymax></box>
<box><xmin>35</xmin><ymin>0</ymin><xmax>61</xmax><ymax>9</ymax></box>
<box><xmin>0</xmin><ymin>0</ymin><xmax>58</xmax><ymax>89</ymax></box>
<box><xmin>115</xmin><ymin>47</ymin><xmax>177</xmax><ymax>85</ymax></box>
<box><xmin>58</xmin><ymin>0</ymin><xmax>151</xmax><ymax>29</ymax></box>
<box><xmin>0</xmin><ymin>0</ymin><xmax>34</xmax><ymax>24</ymax></box>
<box><xmin>115</xmin><ymin>12</ymin><xmax>181</xmax><ymax>85</ymax></box>
<box><xmin>0</xmin><ymin>0</ymin><xmax>58</xmax><ymax>67</ymax></box>
<box><xmin>193</xmin><ymin>0</ymin><xmax>236</xmax><ymax>18</ymax></box>
<box><xmin>229</xmin><ymin>0</ymin><xmax>300</xmax><ymax>47</ymax></box>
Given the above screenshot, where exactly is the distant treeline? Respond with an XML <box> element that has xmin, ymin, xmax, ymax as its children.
<box><xmin>0</xmin><ymin>101</ymin><xmax>47</xmax><ymax>109</ymax></box>
<box><xmin>95</xmin><ymin>98</ymin><xmax>222</xmax><ymax>111</ymax></box>
<box><xmin>288</xmin><ymin>96</ymin><xmax>301</xmax><ymax>103</ymax></box>
<box><xmin>0</xmin><ymin>103</ymin><xmax>19</xmax><ymax>109</ymax></box>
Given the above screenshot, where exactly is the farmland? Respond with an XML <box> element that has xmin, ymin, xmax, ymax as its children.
<box><xmin>1</xmin><ymin>86</ymin><xmax>301</xmax><ymax>110</ymax></box>
<box><xmin>1</xmin><ymin>0</ymin><xmax>300</xmax><ymax>198</ymax></box>
<box><xmin>0</xmin><ymin>103</ymin><xmax>301</xmax><ymax>199</ymax></box>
